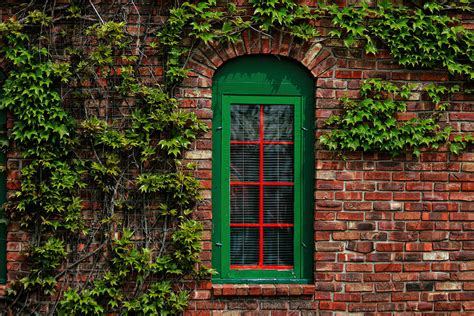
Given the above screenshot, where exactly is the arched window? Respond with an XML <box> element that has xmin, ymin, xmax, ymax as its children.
<box><xmin>212</xmin><ymin>55</ymin><xmax>314</xmax><ymax>283</ymax></box>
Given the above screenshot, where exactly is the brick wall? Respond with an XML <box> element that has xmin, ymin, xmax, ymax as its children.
<box><xmin>1</xmin><ymin>1</ymin><xmax>474</xmax><ymax>314</ymax></box>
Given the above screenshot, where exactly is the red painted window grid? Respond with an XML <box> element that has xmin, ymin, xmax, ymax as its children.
<box><xmin>229</xmin><ymin>104</ymin><xmax>294</xmax><ymax>270</ymax></box>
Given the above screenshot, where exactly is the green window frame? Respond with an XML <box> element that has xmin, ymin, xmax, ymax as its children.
<box><xmin>212</xmin><ymin>55</ymin><xmax>314</xmax><ymax>284</ymax></box>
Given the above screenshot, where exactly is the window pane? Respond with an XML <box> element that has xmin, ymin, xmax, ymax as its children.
<box><xmin>263</xmin><ymin>145</ymin><xmax>294</xmax><ymax>182</ymax></box>
<box><xmin>264</xmin><ymin>228</ymin><xmax>293</xmax><ymax>266</ymax></box>
<box><xmin>231</xmin><ymin>186</ymin><xmax>259</xmax><ymax>224</ymax></box>
<box><xmin>231</xmin><ymin>145</ymin><xmax>259</xmax><ymax>182</ymax></box>
<box><xmin>263</xmin><ymin>186</ymin><xmax>293</xmax><ymax>224</ymax></box>
<box><xmin>231</xmin><ymin>105</ymin><xmax>260</xmax><ymax>141</ymax></box>
<box><xmin>264</xmin><ymin>105</ymin><xmax>293</xmax><ymax>142</ymax></box>
<box><xmin>230</xmin><ymin>227</ymin><xmax>259</xmax><ymax>265</ymax></box>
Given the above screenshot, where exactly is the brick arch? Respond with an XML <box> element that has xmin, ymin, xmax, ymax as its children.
<box><xmin>182</xmin><ymin>29</ymin><xmax>336</xmax><ymax>98</ymax></box>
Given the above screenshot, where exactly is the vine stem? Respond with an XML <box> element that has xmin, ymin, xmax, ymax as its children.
<box><xmin>54</xmin><ymin>242</ymin><xmax>107</xmax><ymax>280</ymax></box>
<box><xmin>89</xmin><ymin>0</ymin><xmax>105</xmax><ymax>24</ymax></box>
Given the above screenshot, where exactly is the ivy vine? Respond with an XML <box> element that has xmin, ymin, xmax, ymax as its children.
<box><xmin>320</xmin><ymin>79</ymin><xmax>473</xmax><ymax>157</ymax></box>
<box><xmin>323</xmin><ymin>0</ymin><xmax>474</xmax><ymax>78</ymax></box>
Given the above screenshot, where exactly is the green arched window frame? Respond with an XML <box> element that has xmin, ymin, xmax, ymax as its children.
<box><xmin>211</xmin><ymin>55</ymin><xmax>314</xmax><ymax>283</ymax></box>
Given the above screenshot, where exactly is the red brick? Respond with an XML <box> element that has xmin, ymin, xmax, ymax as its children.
<box><xmin>364</xmin><ymin>172</ymin><xmax>391</xmax><ymax>180</ymax></box>
<box><xmin>434</xmin><ymin>302</ymin><xmax>462</xmax><ymax>311</ymax></box>
<box><xmin>347</xmin><ymin>303</ymin><xmax>376</xmax><ymax>312</ymax></box>
<box><xmin>375</xmin><ymin>243</ymin><xmax>403</xmax><ymax>252</ymax></box>
<box><xmin>346</xmin><ymin>264</ymin><xmax>373</xmax><ymax>272</ymax></box>
<box><xmin>404</xmin><ymin>263</ymin><xmax>430</xmax><ymax>272</ymax></box>
<box><xmin>406</xmin><ymin>222</ymin><xmax>434</xmax><ymax>230</ymax></box>
<box><xmin>362</xmin><ymin>293</ymin><xmax>390</xmax><ymax>302</ymax></box>
<box><xmin>314</xmin><ymin>222</ymin><xmax>347</xmax><ymax>231</ymax></box>
<box><xmin>393</xmin><ymin>172</ymin><xmax>420</xmax><ymax>181</ymax></box>
<box><xmin>392</xmin><ymin>292</ymin><xmax>420</xmax><ymax>301</ymax></box>
<box><xmin>375</xmin><ymin>264</ymin><xmax>402</xmax><ymax>272</ymax></box>
<box><xmin>406</xmin><ymin>182</ymin><xmax>433</xmax><ymax>191</ymax></box>
<box><xmin>222</xmin><ymin>285</ymin><xmax>237</xmax><ymax>296</ymax></box>
<box><xmin>390</xmin><ymin>232</ymin><xmax>418</xmax><ymax>241</ymax></box>
<box><xmin>316</xmin><ymin>180</ymin><xmax>344</xmax><ymax>190</ymax></box>
<box><xmin>451</xmin><ymin>192</ymin><xmax>474</xmax><ymax>201</ymax></box>
<box><xmin>393</xmin><ymin>192</ymin><xmax>421</xmax><ymax>201</ymax></box>
<box><xmin>334</xmin><ymin>293</ymin><xmax>361</xmax><ymax>302</ymax></box>
<box><xmin>343</xmin><ymin>202</ymin><xmax>372</xmax><ymax>210</ymax></box>
<box><xmin>345</xmin><ymin>283</ymin><xmax>374</xmax><ymax>292</ymax></box>
<box><xmin>319</xmin><ymin>302</ymin><xmax>346</xmax><ymax>310</ymax></box>
<box><xmin>336</xmin><ymin>212</ymin><xmax>364</xmax><ymax>221</ymax></box>
<box><xmin>364</xmin><ymin>192</ymin><xmax>392</xmax><ymax>201</ymax></box>
<box><xmin>333</xmin><ymin>232</ymin><xmax>360</xmax><ymax>240</ymax></box>
<box><xmin>405</xmin><ymin>242</ymin><xmax>432</xmax><ymax>252</ymax></box>
<box><xmin>394</xmin><ymin>212</ymin><xmax>421</xmax><ymax>220</ymax></box>
<box><xmin>335</xmin><ymin>191</ymin><xmax>363</xmax><ymax>200</ymax></box>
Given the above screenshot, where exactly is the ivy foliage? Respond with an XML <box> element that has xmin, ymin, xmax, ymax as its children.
<box><xmin>158</xmin><ymin>0</ymin><xmax>250</xmax><ymax>85</ymax></box>
<box><xmin>250</xmin><ymin>0</ymin><xmax>319</xmax><ymax>40</ymax></box>
<box><xmin>0</xmin><ymin>8</ymin><xmax>208</xmax><ymax>315</ymax></box>
<box><xmin>0</xmin><ymin>17</ymin><xmax>85</xmax><ymax>298</ymax></box>
<box><xmin>0</xmin><ymin>20</ymin><xmax>74</xmax><ymax>159</ymax></box>
<box><xmin>58</xmin><ymin>229</ymin><xmax>194</xmax><ymax>315</ymax></box>
<box><xmin>21</xmin><ymin>238</ymin><xmax>67</xmax><ymax>296</ymax></box>
<box><xmin>323</xmin><ymin>0</ymin><xmax>474</xmax><ymax>78</ymax></box>
<box><xmin>320</xmin><ymin>79</ymin><xmax>473</xmax><ymax>157</ymax></box>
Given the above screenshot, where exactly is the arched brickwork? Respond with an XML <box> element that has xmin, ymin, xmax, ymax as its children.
<box><xmin>179</xmin><ymin>29</ymin><xmax>336</xmax><ymax>309</ymax></box>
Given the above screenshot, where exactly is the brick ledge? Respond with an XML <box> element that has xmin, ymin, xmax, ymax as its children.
<box><xmin>212</xmin><ymin>284</ymin><xmax>315</xmax><ymax>297</ymax></box>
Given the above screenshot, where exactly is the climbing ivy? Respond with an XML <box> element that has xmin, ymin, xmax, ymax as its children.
<box><xmin>0</xmin><ymin>0</ymin><xmax>472</xmax><ymax>314</ymax></box>
<box><xmin>0</xmin><ymin>7</ymin><xmax>208</xmax><ymax>314</ymax></box>
<box><xmin>323</xmin><ymin>1</ymin><xmax>474</xmax><ymax>78</ymax></box>
<box><xmin>250</xmin><ymin>0</ymin><xmax>319</xmax><ymax>40</ymax></box>
<box><xmin>319</xmin><ymin>79</ymin><xmax>473</xmax><ymax>157</ymax></box>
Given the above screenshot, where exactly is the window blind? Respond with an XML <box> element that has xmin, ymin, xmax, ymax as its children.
<box><xmin>229</xmin><ymin>104</ymin><xmax>294</xmax><ymax>269</ymax></box>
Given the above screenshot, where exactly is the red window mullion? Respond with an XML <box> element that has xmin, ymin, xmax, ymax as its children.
<box><xmin>230</xmin><ymin>223</ymin><xmax>294</xmax><ymax>228</ymax></box>
<box><xmin>230</xmin><ymin>265</ymin><xmax>293</xmax><ymax>270</ymax></box>
<box><xmin>230</xmin><ymin>181</ymin><xmax>294</xmax><ymax>186</ymax></box>
<box><xmin>230</xmin><ymin>141</ymin><xmax>294</xmax><ymax>145</ymax></box>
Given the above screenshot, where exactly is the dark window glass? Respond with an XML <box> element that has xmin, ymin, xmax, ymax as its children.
<box><xmin>231</xmin><ymin>105</ymin><xmax>260</xmax><ymax>141</ymax></box>
<box><xmin>230</xmin><ymin>145</ymin><xmax>259</xmax><ymax>182</ymax></box>
<box><xmin>231</xmin><ymin>186</ymin><xmax>259</xmax><ymax>224</ymax></box>
<box><xmin>263</xmin><ymin>228</ymin><xmax>294</xmax><ymax>266</ymax></box>
<box><xmin>264</xmin><ymin>105</ymin><xmax>293</xmax><ymax>142</ymax></box>
<box><xmin>263</xmin><ymin>145</ymin><xmax>294</xmax><ymax>182</ymax></box>
<box><xmin>264</xmin><ymin>186</ymin><xmax>293</xmax><ymax>224</ymax></box>
<box><xmin>230</xmin><ymin>227</ymin><xmax>259</xmax><ymax>265</ymax></box>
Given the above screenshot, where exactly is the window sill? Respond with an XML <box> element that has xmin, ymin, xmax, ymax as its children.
<box><xmin>212</xmin><ymin>284</ymin><xmax>315</xmax><ymax>297</ymax></box>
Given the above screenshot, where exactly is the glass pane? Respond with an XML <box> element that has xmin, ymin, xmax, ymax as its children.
<box><xmin>263</xmin><ymin>186</ymin><xmax>293</xmax><ymax>224</ymax></box>
<box><xmin>231</xmin><ymin>186</ymin><xmax>259</xmax><ymax>224</ymax></box>
<box><xmin>231</xmin><ymin>105</ymin><xmax>260</xmax><ymax>141</ymax></box>
<box><xmin>231</xmin><ymin>227</ymin><xmax>259</xmax><ymax>266</ymax></box>
<box><xmin>264</xmin><ymin>105</ymin><xmax>293</xmax><ymax>142</ymax></box>
<box><xmin>231</xmin><ymin>145</ymin><xmax>259</xmax><ymax>182</ymax></box>
<box><xmin>263</xmin><ymin>228</ymin><xmax>293</xmax><ymax>266</ymax></box>
<box><xmin>263</xmin><ymin>145</ymin><xmax>294</xmax><ymax>182</ymax></box>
